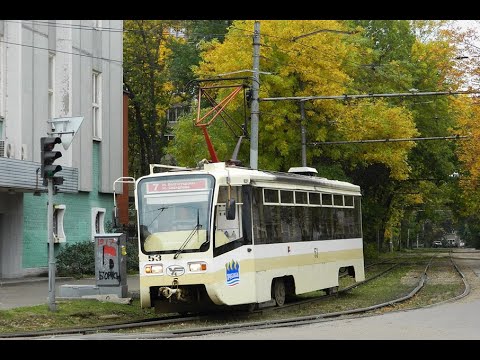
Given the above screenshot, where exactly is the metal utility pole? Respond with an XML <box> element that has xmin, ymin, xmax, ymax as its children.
<box><xmin>300</xmin><ymin>101</ymin><xmax>307</xmax><ymax>167</ymax></box>
<box><xmin>47</xmin><ymin>178</ymin><xmax>56</xmax><ymax>311</ymax></box>
<box><xmin>250</xmin><ymin>21</ymin><xmax>260</xmax><ymax>170</ymax></box>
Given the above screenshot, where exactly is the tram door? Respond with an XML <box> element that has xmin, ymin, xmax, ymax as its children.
<box><xmin>214</xmin><ymin>185</ymin><xmax>256</xmax><ymax>305</ymax></box>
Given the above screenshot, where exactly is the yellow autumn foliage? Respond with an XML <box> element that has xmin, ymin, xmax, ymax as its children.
<box><xmin>194</xmin><ymin>20</ymin><xmax>418</xmax><ymax>179</ymax></box>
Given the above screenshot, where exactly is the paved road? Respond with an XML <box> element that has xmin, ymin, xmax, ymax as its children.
<box><xmin>0</xmin><ymin>275</ymin><xmax>139</xmax><ymax>310</ymax></box>
<box><xmin>189</xmin><ymin>295</ymin><xmax>480</xmax><ymax>340</ymax></box>
<box><xmin>183</xmin><ymin>254</ymin><xmax>480</xmax><ymax>340</ymax></box>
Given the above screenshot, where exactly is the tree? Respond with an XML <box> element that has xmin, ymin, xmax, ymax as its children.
<box><xmin>346</xmin><ymin>20</ymin><xmax>470</xmax><ymax>248</ymax></box>
<box><xmin>169</xmin><ymin>20</ymin><xmax>419</xmax><ymax>248</ymax></box>
<box><xmin>123</xmin><ymin>20</ymin><xmax>231</xmax><ymax>177</ymax></box>
<box><xmin>140</xmin><ymin>20</ymin><xmax>479</xmax><ymax>251</ymax></box>
<box><xmin>124</xmin><ymin>20</ymin><xmax>181</xmax><ymax>176</ymax></box>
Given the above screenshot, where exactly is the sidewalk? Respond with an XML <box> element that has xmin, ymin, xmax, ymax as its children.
<box><xmin>0</xmin><ymin>274</ymin><xmax>139</xmax><ymax>310</ymax></box>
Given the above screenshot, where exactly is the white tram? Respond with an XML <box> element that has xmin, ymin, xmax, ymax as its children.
<box><xmin>135</xmin><ymin>162</ymin><xmax>365</xmax><ymax>313</ymax></box>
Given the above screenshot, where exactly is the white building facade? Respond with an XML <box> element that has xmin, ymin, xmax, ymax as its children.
<box><xmin>0</xmin><ymin>20</ymin><xmax>123</xmax><ymax>278</ymax></box>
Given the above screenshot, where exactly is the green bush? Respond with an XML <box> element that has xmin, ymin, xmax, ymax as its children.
<box><xmin>125</xmin><ymin>237</ymin><xmax>139</xmax><ymax>273</ymax></box>
<box><xmin>56</xmin><ymin>241</ymin><xmax>95</xmax><ymax>278</ymax></box>
<box><xmin>363</xmin><ymin>241</ymin><xmax>380</xmax><ymax>261</ymax></box>
<box><xmin>56</xmin><ymin>237</ymin><xmax>139</xmax><ymax>278</ymax></box>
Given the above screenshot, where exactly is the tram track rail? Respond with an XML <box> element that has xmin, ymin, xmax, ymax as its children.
<box><xmin>0</xmin><ymin>253</ymin><xmax>469</xmax><ymax>339</ymax></box>
<box><xmin>260</xmin><ymin>262</ymin><xmax>400</xmax><ymax>313</ymax></box>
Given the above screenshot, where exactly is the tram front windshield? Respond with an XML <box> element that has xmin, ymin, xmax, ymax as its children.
<box><xmin>137</xmin><ymin>175</ymin><xmax>214</xmax><ymax>254</ymax></box>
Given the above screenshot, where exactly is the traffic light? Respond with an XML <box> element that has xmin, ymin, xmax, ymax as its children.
<box><xmin>40</xmin><ymin>137</ymin><xmax>63</xmax><ymax>182</ymax></box>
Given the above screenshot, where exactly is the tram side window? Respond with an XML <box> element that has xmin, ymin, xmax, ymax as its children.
<box><xmin>280</xmin><ymin>190</ymin><xmax>294</xmax><ymax>204</ymax></box>
<box><xmin>344</xmin><ymin>195</ymin><xmax>354</xmax><ymax>207</ymax></box>
<box><xmin>218</xmin><ymin>185</ymin><xmax>243</xmax><ymax>203</ymax></box>
<box><xmin>264</xmin><ymin>188</ymin><xmax>279</xmax><ymax>203</ymax></box>
<box><xmin>252</xmin><ymin>187</ymin><xmax>362</xmax><ymax>244</ymax></box>
<box><xmin>354</xmin><ymin>197</ymin><xmax>362</xmax><ymax>237</ymax></box>
<box><xmin>296</xmin><ymin>206</ymin><xmax>311</xmax><ymax>241</ymax></box>
<box><xmin>334</xmin><ymin>194</ymin><xmax>344</xmax><ymax>206</ymax></box>
<box><xmin>322</xmin><ymin>193</ymin><xmax>333</xmax><ymax>206</ymax></box>
<box><xmin>264</xmin><ymin>205</ymin><xmax>281</xmax><ymax>243</ymax></box>
<box><xmin>311</xmin><ymin>207</ymin><xmax>322</xmax><ymax>240</ymax></box>
<box><xmin>215</xmin><ymin>186</ymin><xmax>243</xmax><ymax>248</ymax></box>
<box><xmin>252</xmin><ymin>187</ymin><xmax>267</xmax><ymax>244</ymax></box>
<box><xmin>295</xmin><ymin>191</ymin><xmax>308</xmax><ymax>205</ymax></box>
<box><xmin>309</xmin><ymin>192</ymin><xmax>320</xmax><ymax>205</ymax></box>
<box><xmin>279</xmin><ymin>206</ymin><xmax>292</xmax><ymax>242</ymax></box>
<box><xmin>333</xmin><ymin>208</ymin><xmax>346</xmax><ymax>239</ymax></box>
<box><xmin>344</xmin><ymin>207</ymin><xmax>357</xmax><ymax>238</ymax></box>
<box><xmin>319</xmin><ymin>206</ymin><xmax>333</xmax><ymax>240</ymax></box>
<box><xmin>284</xmin><ymin>206</ymin><xmax>302</xmax><ymax>242</ymax></box>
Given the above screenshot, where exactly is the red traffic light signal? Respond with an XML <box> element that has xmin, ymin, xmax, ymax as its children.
<box><xmin>41</xmin><ymin>137</ymin><xmax>63</xmax><ymax>179</ymax></box>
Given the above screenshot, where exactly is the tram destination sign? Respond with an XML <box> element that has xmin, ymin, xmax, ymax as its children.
<box><xmin>147</xmin><ymin>179</ymin><xmax>207</xmax><ymax>193</ymax></box>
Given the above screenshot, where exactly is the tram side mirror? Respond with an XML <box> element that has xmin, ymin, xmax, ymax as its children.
<box><xmin>226</xmin><ymin>198</ymin><xmax>236</xmax><ymax>220</ymax></box>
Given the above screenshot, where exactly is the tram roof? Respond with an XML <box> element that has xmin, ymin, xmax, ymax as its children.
<box><xmin>143</xmin><ymin>162</ymin><xmax>360</xmax><ymax>194</ymax></box>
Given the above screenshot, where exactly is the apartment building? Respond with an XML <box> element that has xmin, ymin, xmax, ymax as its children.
<box><xmin>0</xmin><ymin>20</ymin><xmax>123</xmax><ymax>278</ymax></box>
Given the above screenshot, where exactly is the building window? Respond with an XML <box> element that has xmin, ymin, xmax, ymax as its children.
<box><xmin>168</xmin><ymin>27</ymin><xmax>185</xmax><ymax>39</ymax></box>
<box><xmin>91</xmin><ymin>207</ymin><xmax>106</xmax><ymax>241</ymax></box>
<box><xmin>92</xmin><ymin>71</ymin><xmax>102</xmax><ymax>140</ymax></box>
<box><xmin>167</xmin><ymin>104</ymin><xmax>190</xmax><ymax>124</ymax></box>
<box><xmin>48</xmin><ymin>53</ymin><xmax>55</xmax><ymax>120</ymax></box>
<box><xmin>53</xmin><ymin>204</ymin><xmax>66</xmax><ymax>243</ymax></box>
<box><xmin>165</xmin><ymin>104</ymin><xmax>190</xmax><ymax>140</ymax></box>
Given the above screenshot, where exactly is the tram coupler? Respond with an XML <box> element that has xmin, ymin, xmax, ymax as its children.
<box><xmin>159</xmin><ymin>286</ymin><xmax>180</xmax><ymax>299</ymax></box>
<box><xmin>159</xmin><ymin>278</ymin><xmax>184</xmax><ymax>300</ymax></box>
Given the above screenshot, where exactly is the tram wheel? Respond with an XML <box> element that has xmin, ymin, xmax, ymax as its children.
<box><xmin>272</xmin><ymin>278</ymin><xmax>286</xmax><ymax>307</ymax></box>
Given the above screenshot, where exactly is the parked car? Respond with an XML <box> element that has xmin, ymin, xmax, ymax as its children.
<box><xmin>432</xmin><ymin>240</ymin><xmax>443</xmax><ymax>248</ymax></box>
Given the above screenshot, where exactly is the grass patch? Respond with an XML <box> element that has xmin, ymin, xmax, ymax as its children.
<box><xmin>0</xmin><ymin>299</ymin><xmax>156</xmax><ymax>334</ymax></box>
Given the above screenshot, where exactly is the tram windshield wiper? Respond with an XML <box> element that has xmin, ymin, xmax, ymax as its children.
<box><xmin>174</xmin><ymin>209</ymin><xmax>202</xmax><ymax>259</ymax></box>
<box><xmin>147</xmin><ymin>206</ymin><xmax>169</xmax><ymax>227</ymax></box>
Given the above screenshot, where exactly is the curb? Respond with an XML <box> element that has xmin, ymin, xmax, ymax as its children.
<box><xmin>0</xmin><ymin>277</ymin><xmax>74</xmax><ymax>287</ymax></box>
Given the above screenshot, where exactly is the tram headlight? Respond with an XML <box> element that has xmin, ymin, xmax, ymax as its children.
<box><xmin>144</xmin><ymin>264</ymin><xmax>164</xmax><ymax>274</ymax></box>
<box><xmin>188</xmin><ymin>262</ymin><xmax>207</xmax><ymax>272</ymax></box>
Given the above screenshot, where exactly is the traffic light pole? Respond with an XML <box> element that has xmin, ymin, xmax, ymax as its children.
<box><xmin>47</xmin><ymin>177</ymin><xmax>57</xmax><ymax>311</ymax></box>
<box><xmin>41</xmin><ymin>123</ymin><xmax>83</xmax><ymax>312</ymax></box>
